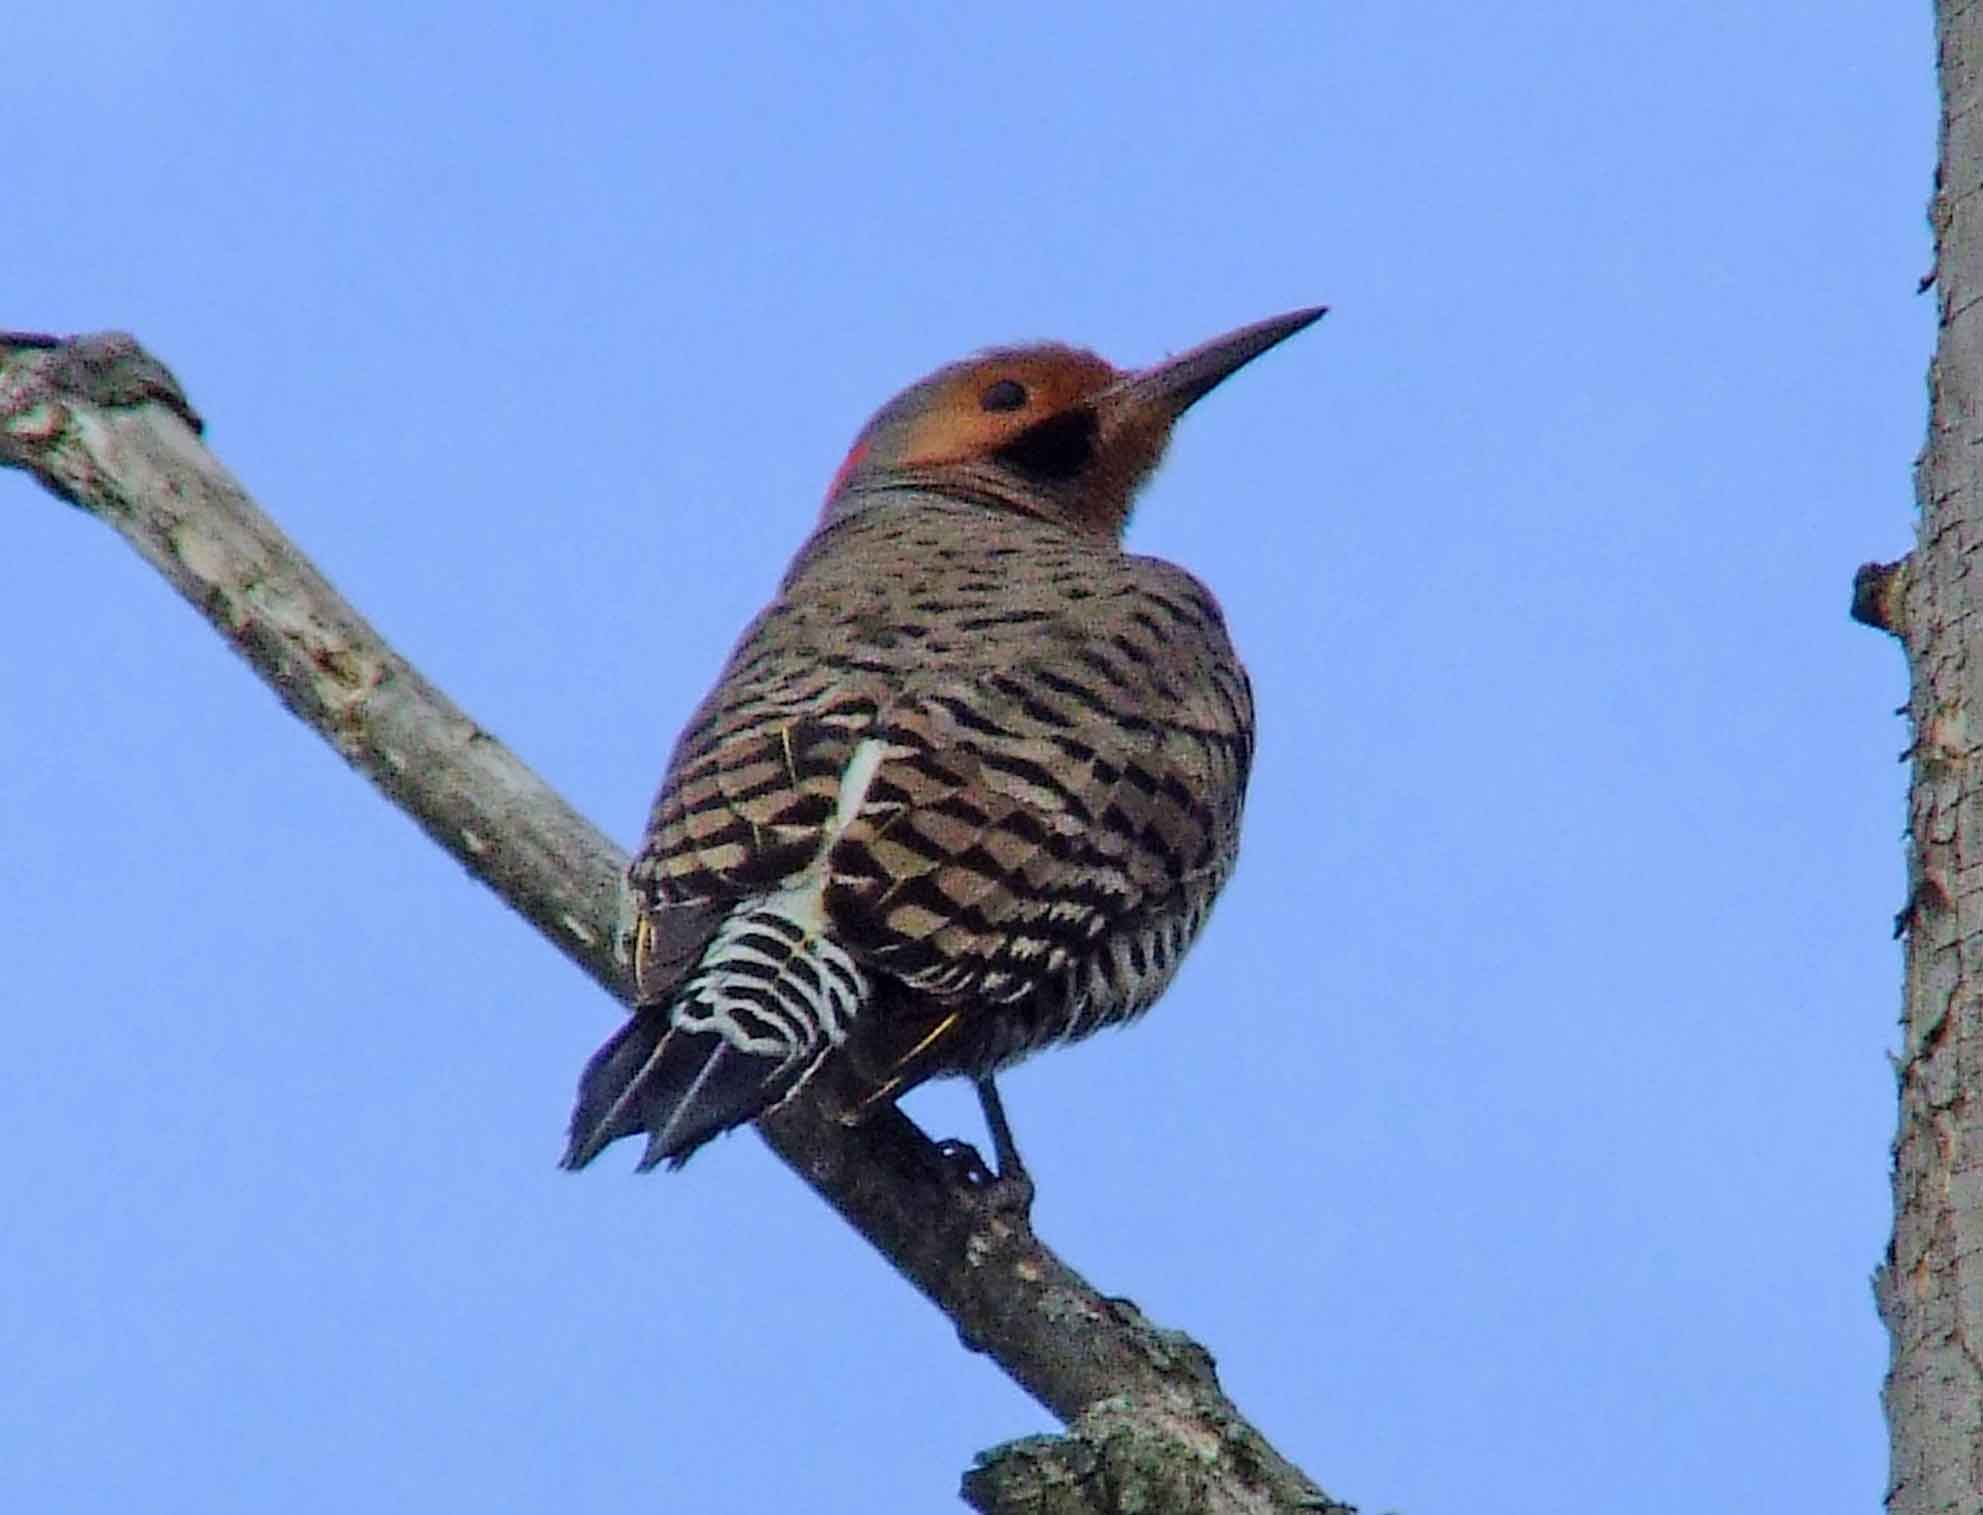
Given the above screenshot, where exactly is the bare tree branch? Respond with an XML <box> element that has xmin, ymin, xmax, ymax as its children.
<box><xmin>1</xmin><ymin>331</ymin><xmax>1346</xmax><ymax>1515</ymax></box>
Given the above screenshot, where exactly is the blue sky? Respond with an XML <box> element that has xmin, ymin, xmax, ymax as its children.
<box><xmin>2</xmin><ymin>5</ymin><xmax>1924</xmax><ymax>1512</ymax></box>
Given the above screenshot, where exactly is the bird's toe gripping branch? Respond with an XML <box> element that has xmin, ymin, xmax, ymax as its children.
<box><xmin>928</xmin><ymin>1078</ymin><xmax>1036</xmax><ymax>1220</ymax></box>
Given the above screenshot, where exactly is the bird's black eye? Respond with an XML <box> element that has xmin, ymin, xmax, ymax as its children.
<box><xmin>980</xmin><ymin>379</ymin><xmax>1029</xmax><ymax>413</ymax></box>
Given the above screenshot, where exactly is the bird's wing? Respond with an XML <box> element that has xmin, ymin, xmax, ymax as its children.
<box><xmin>626</xmin><ymin>665</ymin><xmax>878</xmax><ymax>1003</ymax></box>
<box><xmin>824</xmin><ymin>556</ymin><xmax>1253</xmax><ymax>1016</ymax></box>
<box><xmin>626</xmin><ymin>537</ymin><xmax>1251</xmax><ymax>1024</ymax></box>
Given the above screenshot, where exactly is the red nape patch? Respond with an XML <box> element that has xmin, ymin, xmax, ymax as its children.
<box><xmin>823</xmin><ymin>439</ymin><xmax>870</xmax><ymax>504</ymax></box>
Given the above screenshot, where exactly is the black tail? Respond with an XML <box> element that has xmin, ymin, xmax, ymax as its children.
<box><xmin>560</xmin><ymin>1009</ymin><xmax>809</xmax><ymax>1172</ymax></box>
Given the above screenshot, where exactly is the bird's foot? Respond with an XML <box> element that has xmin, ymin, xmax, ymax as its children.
<box><xmin>933</xmin><ymin>1137</ymin><xmax>1035</xmax><ymax>1220</ymax></box>
<box><xmin>934</xmin><ymin>1136</ymin><xmax>995</xmax><ymax>1187</ymax></box>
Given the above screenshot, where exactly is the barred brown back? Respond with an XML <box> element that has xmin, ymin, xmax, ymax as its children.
<box><xmin>633</xmin><ymin>491</ymin><xmax>1252</xmax><ymax>1098</ymax></box>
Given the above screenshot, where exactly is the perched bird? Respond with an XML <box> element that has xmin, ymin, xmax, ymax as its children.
<box><xmin>563</xmin><ymin>306</ymin><xmax>1323</xmax><ymax>1177</ymax></box>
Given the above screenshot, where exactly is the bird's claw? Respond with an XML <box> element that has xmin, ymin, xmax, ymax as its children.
<box><xmin>934</xmin><ymin>1137</ymin><xmax>1035</xmax><ymax>1219</ymax></box>
<box><xmin>935</xmin><ymin>1137</ymin><xmax>997</xmax><ymax>1188</ymax></box>
<box><xmin>980</xmin><ymin>1165</ymin><xmax>1035</xmax><ymax>1220</ymax></box>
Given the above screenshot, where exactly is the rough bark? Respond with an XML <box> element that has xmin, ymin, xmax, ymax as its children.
<box><xmin>0</xmin><ymin>331</ymin><xmax>1347</xmax><ymax>1515</ymax></box>
<box><xmin>1867</xmin><ymin>4</ymin><xmax>1983</xmax><ymax>1510</ymax></box>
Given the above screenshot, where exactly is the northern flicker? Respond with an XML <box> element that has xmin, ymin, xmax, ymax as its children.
<box><xmin>562</xmin><ymin>306</ymin><xmax>1323</xmax><ymax>1176</ymax></box>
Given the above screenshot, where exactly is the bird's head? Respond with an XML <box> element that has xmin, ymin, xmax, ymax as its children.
<box><xmin>821</xmin><ymin>306</ymin><xmax>1324</xmax><ymax>539</ymax></box>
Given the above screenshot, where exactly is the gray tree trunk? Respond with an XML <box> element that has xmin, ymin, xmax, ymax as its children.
<box><xmin>1862</xmin><ymin>4</ymin><xmax>1983</xmax><ymax>1511</ymax></box>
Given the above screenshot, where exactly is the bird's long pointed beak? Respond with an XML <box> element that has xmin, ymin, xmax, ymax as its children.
<box><xmin>1101</xmin><ymin>305</ymin><xmax>1326</xmax><ymax>424</ymax></box>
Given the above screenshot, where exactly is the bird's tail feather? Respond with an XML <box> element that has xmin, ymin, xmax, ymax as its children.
<box><xmin>560</xmin><ymin>1010</ymin><xmax>814</xmax><ymax>1171</ymax></box>
<box><xmin>562</xmin><ymin>902</ymin><xmax>871</xmax><ymax>1170</ymax></box>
